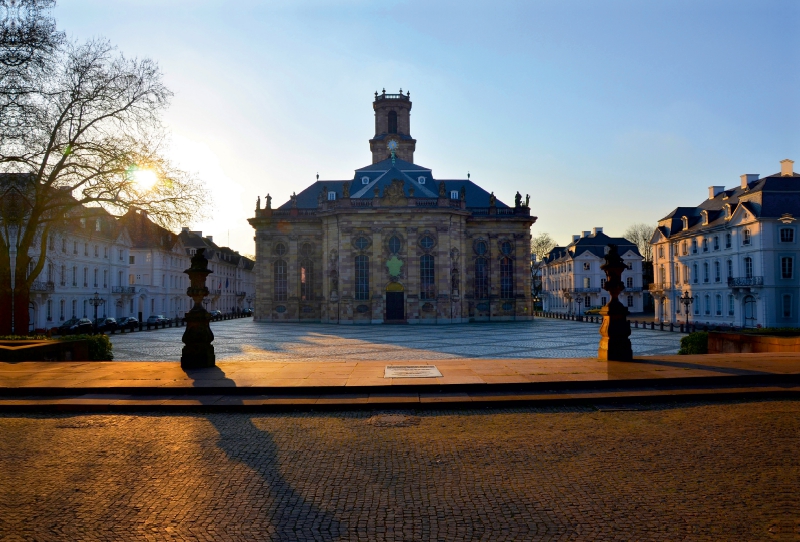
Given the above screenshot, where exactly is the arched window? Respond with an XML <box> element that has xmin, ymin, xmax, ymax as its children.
<box><xmin>692</xmin><ymin>263</ymin><xmax>698</xmax><ymax>284</ymax></box>
<box><xmin>354</xmin><ymin>236</ymin><xmax>369</xmax><ymax>251</ymax></box>
<box><xmin>274</xmin><ymin>260</ymin><xmax>287</xmax><ymax>301</ymax></box>
<box><xmin>474</xmin><ymin>257</ymin><xmax>488</xmax><ymax>299</ymax></box>
<box><xmin>388</xmin><ymin>110</ymin><xmax>397</xmax><ymax>134</ymax></box>
<box><xmin>388</xmin><ymin>236</ymin><xmax>401</xmax><ymax>254</ymax></box>
<box><xmin>715</xmin><ymin>294</ymin><xmax>722</xmax><ymax>316</ymax></box>
<box><xmin>355</xmin><ymin>255</ymin><xmax>369</xmax><ymax>300</ymax></box>
<box><xmin>500</xmin><ymin>257</ymin><xmax>514</xmax><ymax>298</ymax></box>
<box><xmin>704</xmin><ymin>295</ymin><xmax>710</xmax><ymax>315</ymax></box>
<box><xmin>714</xmin><ymin>261</ymin><xmax>720</xmax><ymax>282</ymax></box>
<box><xmin>475</xmin><ymin>241</ymin><xmax>487</xmax><ymax>255</ymax></box>
<box><xmin>300</xmin><ymin>260</ymin><xmax>313</xmax><ymax>301</ymax></box>
<box><xmin>420</xmin><ymin>254</ymin><xmax>435</xmax><ymax>299</ymax></box>
<box><xmin>274</xmin><ymin>243</ymin><xmax>287</xmax><ymax>256</ymax></box>
<box><xmin>744</xmin><ymin>257</ymin><xmax>753</xmax><ymax>279</ymax></box>
<box><xmin>500</xmin><ymin>241</ymin><xmax>513</xmax><ymax>255</ymax></box>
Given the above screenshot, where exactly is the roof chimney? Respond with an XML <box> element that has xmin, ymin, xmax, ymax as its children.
<box><xmin>181</xmin><ymin>227</ymin><xmax>189</xmax><ymax>233</ymax></box>
<box><xmin>592</xmin><ymin>227</ymin><xmax>603</xmax><ymax>235</ymax></box>
<box><xmin>781</xmin><ymin>159</ymin><xmax>794</xmax><ymax>177</ymax></box>
<box><xmin>206</xmin><ymin>235</ymin><xmax>213</xmax><ymax>243</ymax></box>
<box><xmin>740</xmin><ymin>174</ymin><xmax>759</xmax><ymax>189</ymax></box>
<box><xmin>572</xmin><ymin>235</ymin><xmax>580</xmax><ymax>243</ymax></box>
<box><xmin>708</xmin><ymin>186</ymin><xmax>725</xmax><ymax>199</ymax></box>
<box><xmin>582</xmin><ymin>230</ymin><xmax>591</xmax><ymax>238</ymax></box>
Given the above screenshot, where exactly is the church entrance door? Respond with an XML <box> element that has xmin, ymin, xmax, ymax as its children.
<box><xmin>385</xmin><ymin>282</ymin><xmax>405</xmax><ymax>322</ymax></box>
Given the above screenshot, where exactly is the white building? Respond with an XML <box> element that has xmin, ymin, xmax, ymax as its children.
<box><xmin>541</xmin><ymin>228</ymin><xmax>644</xmax><ymax>314</ymax></box>
<box><xmin>650</xmin><ymin>159</ymin><xmax>799</xmax><ymax>328</ymax></box>
<box><xmin>28</xmin><ymin>207</ymin><xmax>134</xmax><ymax>331</ymax></box>
<box><xmin>119</xmin><ymin>208</ymin><xmax>190</xmax><ymax>322</ymax></box>
<box><xmin>179</xmin><ymin>229</ymin><xmax>256</xmax><ymax>313</ymax></box>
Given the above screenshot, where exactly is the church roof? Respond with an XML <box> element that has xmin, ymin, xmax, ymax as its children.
<box><xmin>278</xmin><ymin>157</ymin><xmax>508</xmax><ymax>209</ymax></box>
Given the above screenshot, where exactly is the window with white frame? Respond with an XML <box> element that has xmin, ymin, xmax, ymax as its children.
<box><xmin>692</xmin><ymin>263</ymin><xmax>698</xmax><ymax>284</ymax></box>
<box><xmin>704</xmin><ymin>295</ymin><xmax>710</xmax><ymax>315</ymax></box>
<box><xmin>703</xmin><ymin>262</ymin><xmax>709</xmax><ymax>283</ymax></box>
<box><xmin>781</xmin><ymin>257</ymin><xmax>793</xmax><ymax>279</ymax></box>
<box><xmin>418</xmin><ymin>176</ymin><xmax>426</xmax><ymax>184</ymax></box>
<box><xmin>713</xmin><ymin>236</ymin><xmax>719</xmax><ymax>250</ymax></box>
<box><xmin>727</xmin><ymin>259</ymin><xmax>733</xmax><ymax>280</ymax></box>
<box><xmin>627</xmin><ymin>295</ymin><xmax>633</xmax><ymax>307</ymax></box>
<box><xmin>694</xmin><ymin>295</ymin><xmax>699</xmax><ymax>315</ymax></box>
<box><xmin>692</xmin><ymin>239</ymin><xmax>697</xmax><ymax>253</ymax></box>
<box><xmin>450</xmin><ymin>190</ymin><xmax>458</xmax><ymax>199</ymax></box>
<box><xmin>742</xmin><ymin>229</ymin><xmax>751</xmax><ymax>245</ymax></box>
<box><xmin>715</xmin><ymin>294</ymin><xmax>722</xmax><ymax>316</ymax></box>
<box><xmin>725</xmin><ymin>233</ymin><xmax>731</xmax><ymax>248</ymax></box>
<box><xmin>702</xmin><ymin>239</ymin><xmax>708</xmax><ymax>252</ymax></box>
<box><xmin>714</xmin><ymin>261</ymin><xmax>720</xmax><ymax>282</ymax></box>
<box><xmin>362</xmin><ymin>176</ymin><xmax>370</xmax><ymax>185</ymax></box>
<box><xmin>744</xmin><ymin>257</ymin><xmax>753</xmax><ymax>279</ymax></box>
<box><xmin>328</xmin><ymin>191</ymin><xmax>336</xmax><ymax>200</ymax></box>
<box><xmin>728</xmin><ymin>295</ymin><xmax>735</xmax><ymax>316</ymax></box>
<box><xmin>626</xmin><ymin>277</ymin><xmax>633</xmax><ymax>288</ymax></box>
<box><xmin>658</xmin><ymin>246</ymin><xmax>664</xmax><ymax>258</ymax></box>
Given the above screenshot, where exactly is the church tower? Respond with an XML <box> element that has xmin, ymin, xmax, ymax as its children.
<box><xmin>369</xmin><ymin>89</ymin><xmax>416</xmax><ymax>164</ymax></box>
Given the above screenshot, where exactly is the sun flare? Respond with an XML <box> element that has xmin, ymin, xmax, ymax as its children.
<box><xmin>132</xmin><ymin>168</ymin><xmax>158</xmax><ymax>191</ymax></box>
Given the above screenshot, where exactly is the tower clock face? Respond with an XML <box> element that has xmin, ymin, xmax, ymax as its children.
<box><xmin>387</xmin><ymin>140</ymin><xmax>398</xmax><ymax>152</ymax></box>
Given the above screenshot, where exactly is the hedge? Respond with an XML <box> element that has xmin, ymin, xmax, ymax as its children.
<box><xmin>0</xmin><ymin>334</ymin><xmax>113</xmax><ymax>361</ymax></box>
<box><xmin>678</xmin><ymin>332</ymin><xmax>708</xmax><ymax>355</ymax></box>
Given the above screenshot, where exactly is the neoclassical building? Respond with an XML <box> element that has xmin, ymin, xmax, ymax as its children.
<box><xmin>650</xmin><ymin>159</ymin><xmax>799</xmax><ymax>328</ymax></box>
<box><xmin>249</xmin><ymin>90</ymin><xmax>537</xmax><ymax>324</ymax></box>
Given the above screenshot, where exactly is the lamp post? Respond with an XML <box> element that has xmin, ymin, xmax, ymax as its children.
<box><xmin>89</xmin><ymin>292</ymin><xmax>105</xmax><ymax>333</ymax></box>
<box><xmin>680</xmin><ymin>291</ymin><xmax>694</xmax><ymax>328</ymax></box>
<box><xmin>245</xmin><ymin>294</ymin><xmax>254</xmax><ymax>309</ymax></box>
<box><xmin>575</xmin><ymin>296</ymin><xmax>583</xmax><ymax>320</ymax></box>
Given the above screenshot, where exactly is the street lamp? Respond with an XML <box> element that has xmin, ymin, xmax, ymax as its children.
<box><xmin>89</xmin><ymin>291</ymin><xmax>105</xmax><ymax>334</ymax></box>
<box><xmin>680</xmin><ymin>291</ymin><xmax>694</xmax><ymax>327</ymax></box>
<box><xmin>575</xmin><ymin>296</ymin><xmax>583</xmax><ymax>320</ymax></box>
<box><xmin>246</xmin><ymin>294</ymin><xmax>255</xmax><ymax>309</ymax></box>
<box><xmin>202</xmin><ymin>298</ymin><xmax>210</xmax><ymax>310</ymax></box>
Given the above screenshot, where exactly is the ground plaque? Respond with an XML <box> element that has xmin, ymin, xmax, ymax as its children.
<box><xmin>384</xmin><ymin>365</ymin><xmax>442</xmax><ymax>378</ymax></box>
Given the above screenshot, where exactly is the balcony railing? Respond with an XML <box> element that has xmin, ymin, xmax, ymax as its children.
<box><xmin>210</xmin><ymin>289</ymin><xmax>222</xmax><ymax>296</ymax></box>
<box><xmin>236</xmin><ymin>291</ymin><xmax>247</xmax><ymax>297</ymax></box>
<box><xmin>728</xmin><ymin>276</ymin><xmax>764</xmax><ymax>288</ymax></box>
<box><xmin>30</xmin><ymin>280</ymin><xmax>54</xmax><ymax>293</ymax></box>
<box><xmin>375</xmin><ymin>92</ymin><xmax>409</xmax><ymax>101</ymax></box>
<box><xmin>112</xmin><ymin>286</ymin><xmax>137</xmax><ymax>294</ymax></box>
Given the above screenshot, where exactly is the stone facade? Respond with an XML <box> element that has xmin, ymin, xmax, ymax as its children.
<box><xmin>249</xmin><ymin>92</ymin><xmax>537</xmax><ymax>324</ymax></box>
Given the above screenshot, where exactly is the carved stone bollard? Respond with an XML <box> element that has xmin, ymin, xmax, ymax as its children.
<box><xmin>597</xmin><ymin>245</ymin><xmax>633</xmax><ymax>361</ymax></box>
<box><xmin>181</xmin><ymin>248</ymin><xmax>215</xmax><ymax>369</ymax></box>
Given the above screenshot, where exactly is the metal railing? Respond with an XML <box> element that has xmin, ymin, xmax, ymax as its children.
<box><xmin>728</xmin><ymin>276</ymin><xmax>764</xmax><ymax>287</ymax></box>
<box><xmin>30</xmin><ymin>280</ymin><xmax>54</xmax><ymax>293</ymax></box>
<box><xmin>375</xmin><ymin>93</ymin><xmax>409</xmax><ymax>101</ymax></box>
<box><xmin>112</xmin><ymin>286</ymin><xmax>136</xmax><ymax>294</ymax></box>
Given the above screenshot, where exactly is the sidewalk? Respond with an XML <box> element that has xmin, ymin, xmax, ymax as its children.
<box><xmin>1</xmin><ymin>353</ymin><xmax>797</xmax><ymax>411</ymax></box>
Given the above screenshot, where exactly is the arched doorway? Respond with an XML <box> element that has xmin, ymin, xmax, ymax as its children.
<box><xmin>743</xmin><ymin>295</ymin><xmax>756</xmax><ymax>328</ymax></box>
<box><xmin>385</xmin><ymin>282</ymin><xmax>405</xmax><ymax>322</ymax></box>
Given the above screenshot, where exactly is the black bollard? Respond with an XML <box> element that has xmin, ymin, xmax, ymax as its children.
<box><xmin>669</xmin><ymin>323</ymin><xmax>674</xmax><ymax>332</ymax></box>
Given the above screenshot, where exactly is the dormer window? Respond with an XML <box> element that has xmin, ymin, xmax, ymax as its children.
<box><xmin>725</xmin><ymin>204</ymin><xmax>732</xmax><ymax>219</ymax></box>
<box><xmin>361</xmin><ymin>176</ymin><xmax>369</xmax><ymax>185</ymax></box>
<box><xmin>418</xmin><ymin>176</ymin><xmax>426</xmax><ymax>185</ymax></box>
<box><xmin>701</xmin><ymin>210</ymin><xmax>709</xmax><ymax>225</ymax></box>
<box><xmin>450</xmin><ymin>190</ymin><xmax>458</xmax><ymax>199</ymax></box>
<box><xmin>681</xmin><ymin>216</ymin><xmax>688</xmax><ymax>230</ymax></box>
<box><xmin>328</xmin><ymin>191</ymin><xmax>336</xmax><ymax>201</ymax></box>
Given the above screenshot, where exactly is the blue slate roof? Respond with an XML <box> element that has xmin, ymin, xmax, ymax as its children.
<box><xmin>544</xmin><ymin>232</ymin><xmax>641</xmax><ymax>264</ymax></box>
<box><xmin>278</xmin><ymin>157</ymin><xmax>509</xmax><ymax>209</ymax></box>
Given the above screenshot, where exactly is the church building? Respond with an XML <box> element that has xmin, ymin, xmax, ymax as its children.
<box><xmin>248</xmin><ymin>90</ymin><xmax>537</xmax><ymax>324</ymax></box>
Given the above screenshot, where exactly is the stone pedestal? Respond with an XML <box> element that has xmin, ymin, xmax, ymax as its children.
<box><xmin>181</xmin><ymin>248</ymin><xmax>216</xmax><ymax>369</ymax></box>
<box><xmin>598</xmin><ymin>245</ymin><xmax>633</xmax><ymax>361</ymax></box>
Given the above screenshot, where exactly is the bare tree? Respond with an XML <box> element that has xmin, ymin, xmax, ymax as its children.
<box><xmin>623</xmin><ymin>223</ymin><xmax>655</xmax><ymax>263</ymax></box>
<box><xmin>530</xmin><ymin>232</ymin><xmax>557</xmax><ymax>262</ymax></box>
<box><xmin>0</xmin><ymin>2</ymin><xmax>207</xmax><ymax>333</ymax></box>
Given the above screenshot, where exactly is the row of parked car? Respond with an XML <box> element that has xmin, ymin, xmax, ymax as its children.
<box><xmin>56</xmin><ymin>310</ymin><xmax>253</xmax><ymax>335</ymax></box>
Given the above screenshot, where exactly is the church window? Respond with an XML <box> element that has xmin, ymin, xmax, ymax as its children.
<box><xmin>450</xmin><ymin>190</ymin><xmax>458</xmax><ymax>199</ymax></box>
<box><xmin>274</xmin><ymin>243</ymin><xmax>287</xmax><ymax>256</ymax></box>
<box><xmin>274</xmin><ymin>260</ymin><xmax>287</xmax><ymax>301</ymax></box>
<box><xmin>474</xmin><ymin>241</ymin><xmax>487</xmax><ymax>255</ymax></box>
<box><xmin>354</xmin><ymin>236</ymin><xmax>369</xmax><ymax>251</ymax></box>
<box><xmin>500</xmin><ymin>257</ymin><xmax>514</xmax><ymax>298</ymax></box>
<box><xmin>500</xmin><ymin>241</ymin><xmax>512</xmax><ymax>255</ymax></box>
<box><xmin>418</xmin><ymin>176</ymin><xmax>426</xmax><ymax>185</ymax></box>
<box><xmin>388</xmin><ymin>110</ymin><xmax>397</xmax><ymax>134</ymax></box>
<box><xmin>420</xmin><ymin>236</ymin><xmax>435</xmax><ymax>250</ymax></box>
<box><xmin>388</xmin><ymin>236</ymin><xmax>401</xmax><ymax>254</ymax></box>
<box><xmin>474</xmin><ymin>258</ymin><xmax>488</xmax><ymax>299</ymax></box>
<box><xmin>420</xmin><ymin>254</ymin><xmax>435</xmax><ymax>299</ymax></box>
<box><xmin>300</xmin><ymin>260</ymin><xmax>313</xmax><ymax>301</ymax></box>
<box><xmin>355</xmin><ymin>255</ymin><xmax>369</xmax><ymax>300</ymax></box>
<box><xmin>328</xmin><ymin>191</ymin><xmax>336</xmax><ymax>201</ymax></box>
<box><xmin>361</xmin><ymin>176</ymin><xmax>370</xmax><ymax>185</ymax></box>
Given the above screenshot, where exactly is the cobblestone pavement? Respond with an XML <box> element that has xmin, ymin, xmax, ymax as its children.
<box><xmin>2</xmin><ymin>400</ymin><xmax>797</xmax><ymax>541</ymax></box>
<box><xmin>109</xmin><ymin>319</ymin><xmax>684</xmax><ymax>362</ymax></box>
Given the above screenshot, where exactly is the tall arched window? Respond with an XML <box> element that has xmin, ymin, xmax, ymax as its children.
<box><xmin>474</xmin><ymin>258</ymin><xmax>488</xmax><ymax>299</ymax></box>
<box><xmin>274</xmin><ymin>260</ymin><xmax>287</xmax><ymax>301</ymax></box>
<box><xmin>355</xmin><ymin>255</ymin><xmax>369</xmax><ymax>300</ymax></box>
<box><xmin>420</xmin><ymin>254</ymin><xmax>435</xmax><ymax>299</ymax></box>
<box><xmin>300</xmin><ymin>260</ymin><xmax>313</xmax><ymax>301</ymax></box>
<box><xmin>388</xmin><ymin>110</ymin><xmax>397</xmax><ymax>134</ymax></box>
<box><xmin>744</xmin><ymin>257</ymin><xmax>753</xmax><ymax>279</ymax></box>
<box><xmin>726</xmin><ymin>259</ymin><xmax>733</xmax><ymax>280</ymax></box>
<box><xmin>500</xmin><ymin>257</ymin><xmax>514</xmax><ymax>298</ymax></box>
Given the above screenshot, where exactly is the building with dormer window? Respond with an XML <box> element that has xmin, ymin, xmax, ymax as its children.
<box><xmin>248</xmin><ymin>91</ymin><xmax>537</xmax><ymax>324</ymax></box>
<box><xmin>650</xmin><ymin>159</ymin><xmax>799</xmax><ymax>327</ymax></box>
<box><xmin>540</xmin><ymin>228</ymin><xmax>643</xmax><ymax>314</ymax></box>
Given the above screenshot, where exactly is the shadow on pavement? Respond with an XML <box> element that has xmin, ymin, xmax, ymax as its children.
<box><xmin>185</xmin><ymin>366</ymin><xmax>346</xmax><ymax>541</ymax></box>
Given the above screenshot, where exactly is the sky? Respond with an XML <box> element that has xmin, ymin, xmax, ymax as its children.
<box><xmin>55</xmin><ymin>0</ymin><xmax>800</xmax><ymax>255</ymax></box>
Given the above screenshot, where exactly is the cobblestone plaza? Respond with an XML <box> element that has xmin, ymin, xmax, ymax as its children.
<box><xmin>2</xmin><ymin>401</ymin><xmax>797</xmax><ymax>541</ymax></box>
<box><xmin>109</xmin><ymin>319</ymin><xmax>685</xmax><ymax>362</ymax></box>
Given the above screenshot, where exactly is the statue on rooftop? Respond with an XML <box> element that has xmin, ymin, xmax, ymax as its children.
<box><xmin>266</xmin><ymin>194</ymin><xmax>272</xmax><ymax>209</ymax></box>
<box><xmin>256</xmin><ymin>195</ymin><xmax>260</xmax><ymax>210</ymax></box>
<box><xmin>489</xmin><ymin>192</ymin><xmax>496</xmax><ymax>206</ymax></box>
<box><xmin>439</xmin><ymin>181</ymin><xmax>446</xmax><ymax>197</ymax></box>
<box><xmin>515</xmin><ymin>192</ymin><xmax>522</xmax><ymax>208</ymax></box>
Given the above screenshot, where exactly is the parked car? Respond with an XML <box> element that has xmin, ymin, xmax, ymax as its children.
<box><xmin>57</xmin><ymin>318</ymin><xmax>80</xmax><ymax>335</ymax></box>
<box><xmin>242</xmin><ymin>308</ymin><xmax>253</xmax><ymax>316</ymax></box>
<box><xmin>63</xmin><ymin>318</ymin><xmax>93</xmax><ymax>334</ymax></box>
<box><xmin>209</xmin><ymin>310</ymin><xmax>222</xmax><ymax>319</ymax></box>
<box><xmin>146</xmin><ymin>315</ymin><xmax>163</xmax><ymax>326</ymax></box>
<box><xmin>118</xmin><ymin>317</ymin><xmax>139</xmax><ymax>330</ymax></box>
<box><xmin>94</xmin><ymin>317</ymin><xmax>118</xmax><ymax>332</ymax></box>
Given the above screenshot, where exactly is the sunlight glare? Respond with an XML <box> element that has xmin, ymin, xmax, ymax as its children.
<box><xmin>132</xmin><ymin>169</ymin><xmax>158</xmax><ymax>191</ymax></box>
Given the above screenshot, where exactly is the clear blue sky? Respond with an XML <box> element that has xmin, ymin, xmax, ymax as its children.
<box><xmin>56</xmin><ymin>0</ymin><xmax>799</xmax><ymax>254</ymax></box>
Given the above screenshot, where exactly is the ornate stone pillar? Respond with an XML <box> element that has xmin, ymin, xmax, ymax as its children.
<box><xmin>598</xmin><ymin>245</ymin><xmax>633</xmax><ymax>361</ymax></box>
<box><xmin>181</xmin><ymin>248</ymin><xmax>215</xmax><ymax>369</ymax></box>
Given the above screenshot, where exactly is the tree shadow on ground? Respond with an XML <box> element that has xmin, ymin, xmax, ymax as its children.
<box><xmin>185</xmin><ymin>366</ymin><xmax>346</xmax><ymax>542</ymax></box>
